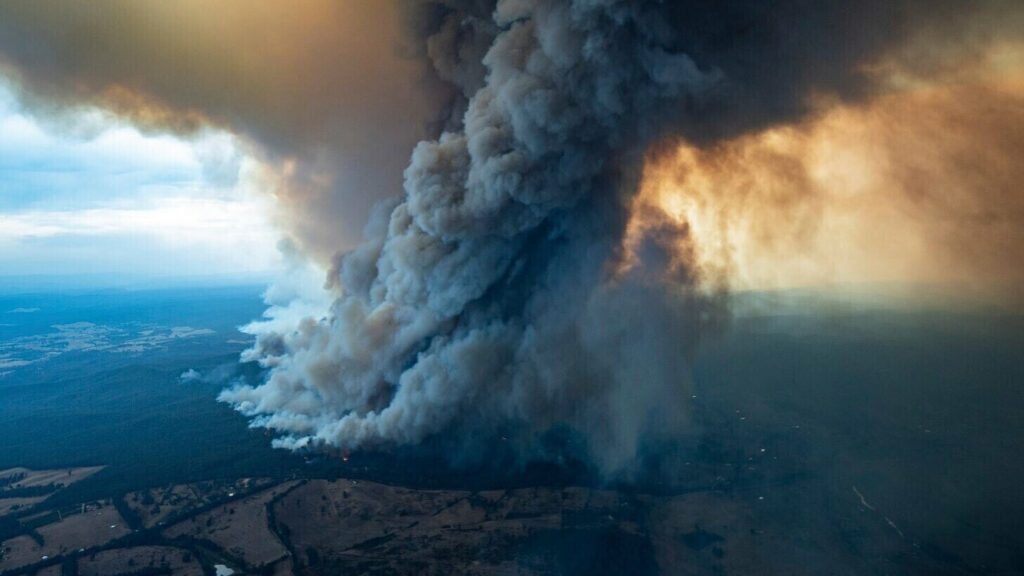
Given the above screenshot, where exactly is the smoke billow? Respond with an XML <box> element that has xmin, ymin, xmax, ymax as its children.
<box><xmin>224</xmin><ymin>0</ymin><xmax>729</xmax><ymax>473</ymax></box>
<box><xmin>2</xmin><ymin>1</ymin><xmax>1022</xmax><ymax>473</ymax></box>
<box><xmin>222</xmin><ymin>0</ymin><xmax>1024</xmax><ymax>473</ymax></box>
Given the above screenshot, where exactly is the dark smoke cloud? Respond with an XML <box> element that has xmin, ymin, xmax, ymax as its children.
<box><xmin>2</xmin><ymin>1</ymin><xmax>1020</xmax><ymax>473</ymax></box>
<box><xmin>224</xmin><ymin>0</ymin><xmax>727</xmax><ymax>473</ymax></box>
<box><xmin>221</xmin><ymin>0</ymin><xmax>1021</xmax><ymax>473</ymax></box>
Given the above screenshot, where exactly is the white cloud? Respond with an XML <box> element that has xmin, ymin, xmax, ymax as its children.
<box><xmin>0</xmin><ymin>78</ymin><xmax>284</xmax><ymax>279</ymax></box>
<box><xmin>0</xmin><ymin>193</ymin><xmax>281</xmax><ymax>275</ymax></box>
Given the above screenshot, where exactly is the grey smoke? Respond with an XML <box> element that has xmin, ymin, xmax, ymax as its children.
<box><xmin>221</xmin><ymin>0</ymin><xmax>730</xmax><ymax>473</ymax></box>
<box><xmin>2</xmin><ymin>0</ymin><xmax>1020</xmax><ymax>474</ymax></box>
<box><xmin>181</xmin><ymin>363</ymin><xmax>244</xmax><ymax>386</ymax></box>
<box><xmin>222</xmin><ymin>0</ymin><xmax>1024</xmax><ymax>473</ymax></box>
<box><xmin>179</xmin><ymin>369</ymin><xmax>203</xmax><ymax>384</ymax></box>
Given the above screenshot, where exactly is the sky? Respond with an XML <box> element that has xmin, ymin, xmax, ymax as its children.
<box><xmin>0</xmin><ymin>78</ymin><xmax>281</xmax><ymax>283</ymax></box>
<box><xmin>0</xmin><ymin>1</ymin><xmax>1020</xmax><ymax>298</ymax></box>
<box><xmin>0</xmin><ymin>0</ymin><xmax>437</xmax><ymax>288</ymax></box>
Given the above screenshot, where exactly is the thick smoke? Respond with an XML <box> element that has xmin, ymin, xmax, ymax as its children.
<box><xmin>221</xmin><ymin>0</ymin><xmax>1022</xmax><ymax>473</ymax></box>
<box><xmin>2</xmin><ymin>1</ymin><xmax>1021</xmax><ymax>473</ymax></box>
<box><xmin>225</xmin><ymin>0</ymin><xmax>727</xmax><ymax>473</ymax></box>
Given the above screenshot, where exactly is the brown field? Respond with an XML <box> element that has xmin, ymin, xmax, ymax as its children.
<box><xmin>0</xmin><ymin>497</ymin><xmax>45</xmax><ymax>518</ymax></box>
<box><xmin>263</xmin><ymin>480</ymin><xmax>828</xmax><ymax>575</ymax></box>
<box><xmin>33</xmin><ymin>564</ymin><xmax>61</xmax><ymax>576</ymax></box>
<box><xmin>163</xmin><ymin>481</ymin><xmax>298</xmax><ymax>569</ymax></box>
<box><xmin>0</xmin><ymin>499</ymin><xmax>130</xmax><ymax>572</ymax></box>
<box><xmin>268</xmin><ymin>557</ymin><xmax>295</xmax><ymax>576</ymax></box>
<box><xmin>0</xmin><ymin>535</ymin><xmax>41</xmax><ymax>572</ymax></box>
<box><xmin>126</xmin><ymin>477</ymin><xmax>275</xmax><ymax>528</ymax></box>
<box><xmin>0</xmin><ymin>467</ymin><xmax>106</xmax><ymax>521</ymax></box>
<box><xmin>78</xmin><ymin>545</ymin><xmax>203</xmax><ymax>576</ymax></box>
<box><xmin>0</xmin><ymin>473</ymin><xmax>928</xmax><ymax>575</ymax></box>
<box><xmin>269</xmin><ymin>480</ymin><xmax>663</xmax><ymax>574</ymax></box>
<box><xmin>272</xmin><ymin>479</ymin><xmax>469</xmax><ymax>565</ymax></box>
<box><xmin>0</xmin><ymin>467</ymin><xmax>104</xmax><ymax>491</ymax></box>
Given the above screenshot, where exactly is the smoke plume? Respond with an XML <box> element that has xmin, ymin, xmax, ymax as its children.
<box><xmin>1</xmin><ymin>1</ymin><xmax>1021</xmax><ymax>473</ymax></box>
<box><xmin>222</xmin><ymin>1</ymin><xmax>1024</xmax><ymax>472</ymax></box>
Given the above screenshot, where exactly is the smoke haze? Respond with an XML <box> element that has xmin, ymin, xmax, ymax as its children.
<box><xmin>631</xmin><ymin>53</ymin><xmax>1024</xmax><ymax>302</ymax></box>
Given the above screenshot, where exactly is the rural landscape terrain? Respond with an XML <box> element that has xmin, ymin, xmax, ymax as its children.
<box><xmin>0</xmin><ymin>462</ymin><xmax>978</xmax><ymax>576</ymax></box>
<box><xmin>0</xmin><ymin>287</ymin><xmax>1021</xmax><ymax>575</ymax></box>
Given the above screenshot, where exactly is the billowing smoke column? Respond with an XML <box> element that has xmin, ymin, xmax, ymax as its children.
<box><xmin>1</xmin><ymin>0</ymin><xmax>1021</xmax><ymax>473</ymax></box>
<box><xmin>221</xmin><ymin>0</ymin><xmax>1022</xmax><ymax>473</ymax></box>
<box><xmin>223</xmin><ymin>0</ymin><xmax>726</xmax><ymax>473</ymax></box>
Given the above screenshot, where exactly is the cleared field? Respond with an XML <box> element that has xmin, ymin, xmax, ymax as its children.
<box><xmin>33</xmin><ymin>564</ymin><xmax>61</xmax><ymax>576</ymax></box>
<box><xmin>0</xmin><ymin>466</ymin><xmax>106</xmax><ymax>521</ymax></box>
<box><xmin>0</xmin><ymin>467</ymin><xmax>104</xmax><ymax>491</ymax></box>
<box><xmin>126</xmin><ymin>477</ymin><xmax>275</xmax><ymax>528</ymax></box>
<box><xmin>0</xmin><ymin>473</ymin><xmax>964</xmax><ymax>575</ymax></box>
<box><xmin>78</xmin><ymin>545</ymin><xmax>202</xmax><ymax>576</ymax></box>
<box><xmin>266</xmin><ymin>479</ymin><xmax>879</xmax><ymax>576</ymax></box>
<box><xmin>163</xmin><ymin>481</ymin><xmax>298</xmax><ymax>569</ymax></box>
<box><xmin>272</xmin><ymin>479</ymin><xmax>468</xmax><ymax>564</ymax></box>
<box><xmin>0</xmin><ymin>497</ymin><xmax>45</xmax><ymax>518</ymax></box>
<box><xmin>268</xmin><ymin>557</ymin><xmax>295</xmax><ymax>576</ymax></box>
<box><xmin>270</xmin><ymin>480</ymin><xmax>661</xmax><ymax>574</ymax></box>
<box><xmin>0</xmin><ymin>499</ymin><xmax>129</xmax><ymax>572</ymax></box>
<box><xmin>0</xmin><ymin>535</ymin><xmax>40</xmax><ymax>572</ymax></box>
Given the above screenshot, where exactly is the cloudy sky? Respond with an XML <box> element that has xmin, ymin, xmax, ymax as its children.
<box><xmin>0</xmin><ymin>1</ymin><xmax>1020</xmax><ymax>300</ymax></box>
<box><xmin>0</xmin><ymin>78</ymin><xmax>280</xmax><ymax>282</ymax></box>
<box><xmin>0</xmin><ymin>1</ymin><xmax>439</xmax><ymax>287</ymax></box>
